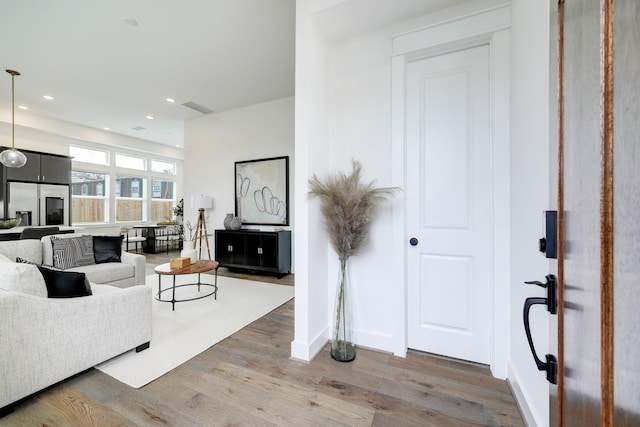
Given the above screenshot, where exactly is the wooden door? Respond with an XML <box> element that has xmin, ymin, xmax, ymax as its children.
<box><xmin>406</xmin><ymin>45</ymin><xmax>491</xmax><ymax>364</ymax></box>
<box><xmin>551</xmin><ymin>0</ymin><xmax>640</xmax><ymax>425</ymax></box>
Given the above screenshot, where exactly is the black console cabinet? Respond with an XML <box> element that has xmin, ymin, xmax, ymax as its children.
<box><xmin>215</xmin><ymin>229</ymin><xmax>291</xmax><ymax>276</ymax></box>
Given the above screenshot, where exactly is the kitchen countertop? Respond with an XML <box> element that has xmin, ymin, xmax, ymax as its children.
<box><xmin>0</xmin><ymin>226</ymin><xmax>82</xmax><ymax>235</ymax></box>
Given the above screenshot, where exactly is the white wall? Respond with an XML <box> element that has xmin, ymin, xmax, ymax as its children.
<box><xmin>290</xmin><ymin>0</ymin><xmax>332</xmax><ymax>361</ymax></box>
<box><xmin>182</xmin><ymin>97</ymin><xmax>295</xmax><ymax>250</ymax></box>
<box><xmin>325</xmin><ymin>28</ymin><xmax>399</xmax><ymax>352</ymax></box>
<box><xmin>509</xmin><ymin>0</ymin><xmax>551</xmax><ymax>426</ymax></box>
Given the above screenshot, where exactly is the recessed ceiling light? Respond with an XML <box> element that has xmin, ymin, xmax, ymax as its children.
<box><xmin>175</xmin><ymin>144</ymin><xmax>180</xmax><ymax>147</ymax></box>
<box><xmin>103</xmin><ymin>127</ymin><xmax>110</xmax><ymax>131</ymax></box>
<box><xmin>145</xmin><ymin>115</ymin><xmax>154</xmax><ymax>120</ymax></box>
<box><xmin>123</xmin><ymin>17</ymin><xmax>138</xmax><ymax>27</ymax></box>
<box><xmin>43</xmin><ymin>95</ymin><xmax>54</xmax><ymax>100</ymax></box>
<box><xmin>166</xmin><ymin>98</ymin><xmax>176</xmax><ymax>103</ymax></box>
<box><xmin>18</xmin><ymin>105</ymin><xmax>28</xmax><ymax>110</ymax></box>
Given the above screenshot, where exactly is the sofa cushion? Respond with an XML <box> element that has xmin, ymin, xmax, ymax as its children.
<box><xmin>37</xmin><ymin>266</ymin><xmax>92</xmax><ymax>298</ymax></box>
<box><xmin>93</xmin><ymin>236</ymin><xmax>123</xmax><ymax>264</ymax></box>
<box><xmin>51</xmin><ymin>235</ymin><xmax>95</xmax><ymax>270</ymax></box>
<box><xmin>0</xmin><ymin>262</ymin><xmax>48</xmax><ymax>298</ymax></box>
<box><xmin>90</xmin><ymin>283</ymin><xmax>121</xmax><ymax>296</ymax></box>
<box><xmin>68</xmin><ymin>262</ymin><xmax>135</xmax><ymax>284</ymax></box>
<box><xmin>16</xmin><ymin>256</ymin><xmax>58</xmax><ymax>270</ymax></box>
<box><xmin>0</xmin><ymin>239</ymin><xmax>43</xmax><ymax>264</ymax></box>
<box><xmin>0</xmin><ymin>253</ymin><xmax>10</xmax><ymax>263</ymax></box>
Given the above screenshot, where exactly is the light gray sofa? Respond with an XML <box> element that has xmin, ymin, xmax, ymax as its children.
<box><xmin>0</xmin><ymin>233</ymin><xmax>145</xmax><ymax>287</ymax></box>
<box><xmin>0</xmin><ymin>236</ymin><xmax>151</xmax><ymax>415</ymax></box>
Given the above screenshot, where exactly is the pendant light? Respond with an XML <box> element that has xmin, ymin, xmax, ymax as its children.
<box><xmin>0</xmin><ymin>69</ymin><xmax>27</xmax><ymax>168</ymax></box>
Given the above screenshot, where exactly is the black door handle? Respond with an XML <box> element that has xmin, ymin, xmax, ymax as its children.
<box><xmin>409</xmin><ymin>237</ymin><xmax>418</xmax><ymax>246</ymax></box>
<box><xmin>524</xmin><ymin>274</ymin><xmax>557</xmax><ymax>314</ymax></box>
<box><xmin>523</xmin><ymin>297</ymin><xmax>558</xmax><ymax>384</ymax></box>
<box><xmin>522</xmin><ymin>274</ymin><xmax>558</xmax><ymax>384</ymax></box>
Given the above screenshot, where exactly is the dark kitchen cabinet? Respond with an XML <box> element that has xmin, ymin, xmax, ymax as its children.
<box><xmin>215</xmin><ymin>229</ymin><xmax>291</xmax><ymax>276</ymax></box>
<box><xmin>4</xmin><ymin>150</ymin><xmax>71</xmax><ymax>185</ymax></box>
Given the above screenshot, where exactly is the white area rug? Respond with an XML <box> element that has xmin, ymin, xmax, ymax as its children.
<box><xmin>95</xmin><ymin>274</ymin><xmax>294</xmax><ymax>388</ymax></box>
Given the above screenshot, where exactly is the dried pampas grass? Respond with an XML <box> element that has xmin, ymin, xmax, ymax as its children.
<box><xmin>309</xmin><ymin>160</ymin><xmax>398</xmax><ymax>260</ymax></box>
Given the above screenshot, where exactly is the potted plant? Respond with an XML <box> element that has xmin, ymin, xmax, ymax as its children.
<box><xmin>309</xmin><ymin>160</ymin><xmax>397</xmax><ymax>361</ymax></box>
<box><xmin>172</xmin><ymin>198</ymin><xmax>185</xmax><ymax>248</ymax></box>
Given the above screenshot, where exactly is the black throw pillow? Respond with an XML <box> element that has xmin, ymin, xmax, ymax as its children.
<box><xmin>37</xmin><ymin>266</ymin><xmax>92</xmax><ymax>298</ymax></box>
<box><xmin>93</xmin><ymin>235</ymin><xmax>123</xmax><ymax>264</ymax></box>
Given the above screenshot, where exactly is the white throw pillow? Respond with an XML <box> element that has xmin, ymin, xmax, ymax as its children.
<box><xmin>0</xmin><ymin>253</ymin><xmax>10</xmax><ymax>263</ymax></box>
<box><xmin>0</xmin><ymin>262</ymin><xmax>48</xmax><ymax>298</ymax></box>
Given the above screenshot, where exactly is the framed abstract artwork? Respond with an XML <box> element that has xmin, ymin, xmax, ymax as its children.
<box><xmin>235</xmin><ymin>156</ymin><xmax>289</xmax><ymax>226</ymax></box>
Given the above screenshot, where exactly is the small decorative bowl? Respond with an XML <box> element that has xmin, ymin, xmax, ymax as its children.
<box><xmin>0</xmin><ymin>218</ymin><xmax>22</xmax><ymax>229</ymax></box>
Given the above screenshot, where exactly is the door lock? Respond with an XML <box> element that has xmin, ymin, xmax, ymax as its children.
<box><xmin>409</xmin><ymin>237</ymin><xmax>419</xmax><ymax>246</ymax></box>
<box><xmin>539</xmin><ymin>211</ymin><xmax>557</xmax><ymax>259</ymax></box>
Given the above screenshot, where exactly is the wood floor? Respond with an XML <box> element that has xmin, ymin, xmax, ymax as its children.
<box><xmin>1</xmin><ymin>252</ymin><xmax>524</xmax><ymax>426</ymax></box>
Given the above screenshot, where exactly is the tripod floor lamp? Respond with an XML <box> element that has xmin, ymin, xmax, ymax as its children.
<box><xmin>192</xmin><ymin>195</ymin><xmax>213</xmax><ymax>261</ymax></box>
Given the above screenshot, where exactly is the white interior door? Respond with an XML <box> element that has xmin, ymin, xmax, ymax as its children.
<box><xmin>406</xmin><ymin>45</ymin><xmax>491</xmax><ymax>364</ymax></box>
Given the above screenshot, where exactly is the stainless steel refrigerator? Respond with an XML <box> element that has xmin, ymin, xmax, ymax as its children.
<box><xmin>7</xmin><ymin>182</ymin><xmax>70</xmax><ymax>226</ymax></box>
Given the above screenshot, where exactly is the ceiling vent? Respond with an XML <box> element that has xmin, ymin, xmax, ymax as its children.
<box><xmin>181</xmin><ymin>101</ymin><xmax>213</xmax><ymax>115</ymax></box>
<box><xmin>131</xmin><ymin>126</ymin><xmax>145</xmax><ymax>131</ymax></box>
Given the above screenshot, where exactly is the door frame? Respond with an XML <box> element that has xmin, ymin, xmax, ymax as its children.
<box><xmin>389</xmin><ymin>4</ymin><xmax>511</xmax><ymax>378</ymax></box>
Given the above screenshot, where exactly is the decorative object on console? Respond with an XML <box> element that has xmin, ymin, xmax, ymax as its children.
<box><xmin>309</xmin><ymin>159</ymin><xmax>398</xmax><ymax>362</ymax></box>
<box><xmin>230</xmin><ymin>216</ymin><xmax>242</xmax><ymax>230</ymax></box>
<box><xmin>0</xmin><ymin>69</ymin><xmax>27</xmax><ymax>168</ymax></box>
<box><xmin>191</xmin><ymin>194</ymin><xmax>213</xmax><ymax>260</ymax></box>
<box><xmin>235</xmin><ymin>156</ymin><xmax>289</xmax><ymax>226</ymax></box>
<box><xmin>223</xmin><ymin>213</ymin><xmax>242</xmax><ymax>230</ymax></box>
<box><xmin>223</xmin><ymin>213</ymin><xmax>233</xmax><ymax>230</ymax></box>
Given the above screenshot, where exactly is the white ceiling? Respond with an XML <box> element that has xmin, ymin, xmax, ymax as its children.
<box><xmin>312</xmin><ymin>0</ymin><xmax>475</xmax><ymax>42</ymax></box>
<box><xmin>0</xmin><ymin>0</ymin><xmax>296</xmax><ymax>147</ymax></box>
<box><xmin>0</xmin><ymin>0</ymin><xmax>477</xmax><ymax>148</ymax></box>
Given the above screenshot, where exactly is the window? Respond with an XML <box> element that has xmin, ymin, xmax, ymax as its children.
<box><xmin>116</xmin><ymin>176</ymin><xmax>145</xmax><ymax>222</ymax></box>
<box><xmin>71</xmin><ymin>171</ymin><xmax>108</xmax><ymax>223</ymax></box>
<box><xmin>150</xmin><ymin>179</ymin><xmax>176</xmax><ymax>222</ymax></box>
<box><xmin>70</xmin><ymin>145</ymin><xmax>182</xmax><ymax>226</ymax></box>
<box><xmin>70</xmin><ymin>146</ymin><xmax>108</xmax><ymax>165</ymax></box>
<box><xmin>116</xmin><ymin>153</ymin><xmax>145</xmax><ymax>170</ymax></box>
<box><xmin>151</xmin><ymin>160</ymin><xmax>176</xmax><ymax>175</ymax></box>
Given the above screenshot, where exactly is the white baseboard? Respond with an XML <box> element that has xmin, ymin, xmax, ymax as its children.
<box><xmin>353</xmin><ymin>328</ymin><xmax>395</xmax><ymax>354</ymax></box>
<box><xmin>508</xmin><ymin>363</ymin><xmax>542</xmax><ymax>427</ymax></box>
<box><xmin>290</xmin><ymin>326</ymin><xmax>329</xmax><ymax>362</ymax></box>
<box><xmin>291</xmin><ymin>327</ymin><xmax>395</xmax><ymax>361</ymax></box>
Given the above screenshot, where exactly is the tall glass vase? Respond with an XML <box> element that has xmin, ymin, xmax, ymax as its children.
<box><xmin>331</xmin><ymin>258</ymin><xmax>355</xmax><ymax>362</ymax></box>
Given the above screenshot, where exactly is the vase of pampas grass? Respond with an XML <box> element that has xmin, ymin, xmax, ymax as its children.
<box><xmin>309</xmin><ymin>160</ymin><xmax>398</xmax><ymax>362</ymax></box>
<box><xmin>332</xmin><ymin>257</ymin><xmax>354</xmax><ymax>361</ymax></box>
